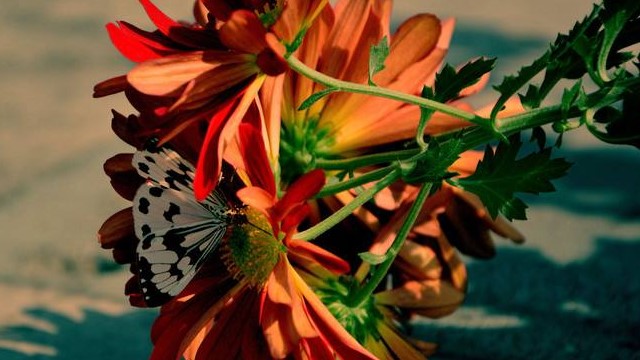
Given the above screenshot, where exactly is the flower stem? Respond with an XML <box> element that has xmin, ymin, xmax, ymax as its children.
<box><xmin>346</xmin><ymin>182</ymin><xmax>433</xmax><ymax>307</ymax></box>
<box><xmin>295</xmin><ymin>168</ymin><xmax>401</xmax><ymax>241</ymax></box>
<box><xmin>316</xmin><ymin>166</ymin><xmax>394</xmax><ymax>198</ymax></box>
<box><xmin>315</xmin><ymin>148</ymin><xmax>419</xmax><ymax>170</ymax></box>
<box><xmin>286</xmin><ymin>56</ymin><xmax>488</xmax><ymax>127</ymax></box>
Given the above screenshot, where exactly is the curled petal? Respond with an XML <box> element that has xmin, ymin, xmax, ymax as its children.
<box><xmin>97</xmin><ymin>207</ymin><xmax>134</xmax><ymax>249</ymax></box>
<box><xmin>375</xmin><ymin>280</ymin><xmax>465</xmax><ymax>318</ymax></box>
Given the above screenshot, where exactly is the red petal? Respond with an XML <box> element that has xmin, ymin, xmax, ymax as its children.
<box><xmin>288</xmin><ymin>239</ymin><xmax>350</xmax><ymax>275</ymax></box>
<box><xmin>238</xmin><ymin>115</ymin><xmax>276</xmax><ymax>195</ymax></box>
<box><xmin>107</xmin><ymin>22</ymin><xmax>165</xmax><ymax>62</ymax></box>
<box><xmin>139</xmin><ymin>0</ymin><xmax>219</xmax><ymax>49</ymax></box>
<box><xmin>219</xmin><ymin>10</ymin><xmax>268</xmax><ymax>54</ymax></box>
<box><xmin>273</xmin><ymin>169</ymin><xmax>325</xmax><ymax>220</ymax></box>
<box><xmin>193</xmin><ymin>94</ymin><xmax>244</xmax><ymax>200</ymax></box>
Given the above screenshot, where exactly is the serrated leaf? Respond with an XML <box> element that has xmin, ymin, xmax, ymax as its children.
<box><xmin>491</xmin><ymin>4</ymin><xmax>603</xmax><ymax>119</ymax></box>
<box><xmin>452</xmin><ymin>135</ymin><xmax>572</xmax><ymax>220</ymax></box>
<box><xmin>561</xmin><ymin>79</ymin><xmax>584</xmax><ymax>120</ymax></box>
<box><xmin>434</xmin><ymin>58</ymin><xmax>495</xmax><ymax>103</ymax></box>
<box><xmin>530</xmin><ymin>126</ymin><xmax>547</xmax><ymax>151</ymax></box>
<box><xmin>402</xmin><ymin>137</ymin><xmax>463</xmax><ymax>184</ymax></box>
<box><xmin>597</xmin><ymin>0</ymin><xmax>640</xmax><ymax>83</ymax></box>
<box><xmin>492</xmin><ymin>52</ymin><xmax>550</xmax><ymax>119</ymax></box>
<box><xmin>298</xmin><ymin>87</ymin><xmax>339</xmax><ymax>110</ymax></box>
<box><xmin>359</xmin><ymin>251</ymin><xmax>388</xmax><ymax>265</ymax></box>
<box><xmin>368</xmin><ymin>36</ymin><xmax>389</xmax><ymax>86</ymax></box>
<box><xmin>520</xmin><ymin>84</ymin><xmax>541</xmax><ymax>110</ymax></box>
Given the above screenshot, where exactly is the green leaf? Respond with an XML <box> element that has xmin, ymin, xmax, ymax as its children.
<box><xmin>368</xmin><ymin>36</ymin><xmax>390</xmax><ymax>86</ymax></box>
<box><xmin>434</xmin><ymin>58</ymin><xmax>495</xmax><ymax>103</ymax></box>
<box><xmin>401</xmin><ymin>137</ymin><xmax>463</xmax><ymax>184</ymax></box>
<box><xmin>597</xmin><ymin>0</ymin><xmax>640</xmax><ymax>83</ymax></box>
<box><xmin>452</xmin><ymin>135</ymin><xmax>572</xmax><ymax>220</ymax></box>
<box><xmin>530</xmin><ymin>126</ymin><xmax>547</xmax><ymax>151</ymax></box>
<box><xmin>491</xmin><ymin>4</ymin><xmax>602</xmax><ymax>119</ymax></box>
<box><xmin>416</xmin><ymin>86</ymin><xmax>435</xmax><ymax>148</ymax></box>
<box><xmin>358</xmin><ymin>251</ymin><xmax>388</xmax><ymax>265</ymax></box>
<box><xmin>298</xmin><ymin>87</ymin><xmax>339</xmax><ymax>110</ymax></box>
<box><xmin>492</xmin><ymin>52</ymin><xmax>550</xmax><ymax>119</ymax></box>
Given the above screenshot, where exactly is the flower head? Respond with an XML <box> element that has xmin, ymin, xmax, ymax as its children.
<box><xmin>94</xmin><ymin>0</ymin><xmax>292</xmax><ymax>200</ymax></box>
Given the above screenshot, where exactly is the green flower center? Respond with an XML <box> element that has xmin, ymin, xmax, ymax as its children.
<box><xmin>225</xmin><ymin>208</ymin><xmax>285</xmax><ymax>286</ymax></box>
<box><xmin>316</xmin><ymin>276</ymin><xmax>383</xmax><ymax>344</ymax></box>
<box><xmin>279</xmin><ymin>119</ymin><xmax>335</xmax><ymax>185</ymax></box>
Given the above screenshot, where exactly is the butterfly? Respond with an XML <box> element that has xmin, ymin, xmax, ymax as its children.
<box><xmin>131</xmin><ymin>148</ymin><xmax>233</xmax><ymax>306</ymax></box>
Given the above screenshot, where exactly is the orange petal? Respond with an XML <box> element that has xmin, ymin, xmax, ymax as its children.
<box><xmin>375</xmin><ymin>280</ymin><xmax>465</xmax><ymax>318</ymax></box>
<box><xmin>236</xmin><ymin>186</ymin><xmax>276</xmax><ymax>213</ymax></box>
<box><xmin>219</xmin><ymin>10</ymin><xmax>268</xmax><ymax>54</ymax></box>
<box><xmin>376</xmin><ymin>322</ymin><xmax>426</xmax><ymax>360</ymax></box>
<box><xmin>128</xmin><ymin>51</ymin><xmax>252</xmax><ymax>96</ymax></box>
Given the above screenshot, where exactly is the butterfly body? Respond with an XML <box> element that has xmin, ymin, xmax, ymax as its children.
<box><xmin>132</xmin><ymin>148</ymin><xmax>234</xmax><ymax>306</ymax></box>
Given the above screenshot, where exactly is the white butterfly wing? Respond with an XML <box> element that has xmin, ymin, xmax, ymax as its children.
<box><xmin>132</xmin><ymin>148</ymin><xmax>228</xmax><ymax>306</ymax></box>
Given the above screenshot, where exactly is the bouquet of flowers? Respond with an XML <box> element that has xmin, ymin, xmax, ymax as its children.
<box><xmin>95</xmin><ymin>0</ymin><xmax>639</xmax><ymax>358</ymax></box>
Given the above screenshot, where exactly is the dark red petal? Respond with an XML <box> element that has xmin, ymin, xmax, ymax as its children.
<box><xmin>193</xmin><ymin>93</ymin><xmax>244</xmax><ymax>200</ymax></box>
<box><xmin>97</xmin><ymin>207</ymin><xmax>134</xmax><ymax>249</ymax></box>
<box><xmin>256</xmin><ymin>33</ymin><xmax>288</xmax><ymax>76</ymax></box>
<box><xmin>93</xmin><ymin>75</ymin><xmax>128</xmax><ymax>98</ymax></box>
<box><xmin>273</xmin><ymin>169</ymin><xmax>325</xmax><ymax>220</ymax></box>
<box><xmin>238</xmin><ymin>110</ymin><xmax>276</xmax><ymax>196</ymax></box>
<box><xmin>219</xmin><ymin>10</ymin><xmax>268</xmax><ymax>54</ymax></box>
<box><xmin>280</xmin><ymin>203</ymin><xmax>309</xmax><ymax>235</ymax></box>
<box><xmin>104</xmin><ymin>153</ymin><xmax>144</xmax><ymax>200</ymax></box>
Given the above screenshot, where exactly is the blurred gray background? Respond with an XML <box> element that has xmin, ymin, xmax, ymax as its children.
<box><xmin>0</xmin><ymin>1</ymin><xmax>638</xmax><ymax>358</ymax></box>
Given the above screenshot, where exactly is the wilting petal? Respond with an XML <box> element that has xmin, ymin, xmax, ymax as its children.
<box><xmin>375</xmin><ymin>280</ymin><xmax>465</xmax><ymax>318</ymax></box>
<box><xmin>97</xmin><ymin>207</ymin><xmax>134</xmax><ymax>249</ymax></box>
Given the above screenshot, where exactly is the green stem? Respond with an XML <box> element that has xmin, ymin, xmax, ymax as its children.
<box><xmin>316</xmin><ymin>166</ymin><xmax>394</xmax><ymax>198</ymax></box>
<box><xmin>346</xmin><ymin>182</ymin><xmax>433</xmax><ymax>307</ymax></box>
<box><xmin>295</xmin><ymin>168</ymin><xmax>401</xmax><ymax>241</ymax></box>
<box><xmin>315</xmin><ymin>148</ymin><xmax>419</xmax><ymax>170</ymax></box>
<box><xmin>286</xmin><ymin>56</ymin><xmax>487</xmax><ymax>126</ymax></box>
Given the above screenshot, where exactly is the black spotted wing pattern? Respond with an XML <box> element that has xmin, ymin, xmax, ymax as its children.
<box><xmin>132</xmin><ymin>148</ymin><xmax>229</xmax><ymax>306</ymax></box>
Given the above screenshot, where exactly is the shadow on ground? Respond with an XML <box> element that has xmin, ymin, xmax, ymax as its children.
<box><xmin>525</xmin><ymin>146</ymin><xmax>640</xmax><ymax>219</ymax></box>
<box><xmin>416</xmin><ymin>238</ymin><xmax>640</xmax><ymax>360</ymax></box>
<box><xmin>0</xmin><ymin>309</ymin><xmax>156</xmax><ymax>359</ymax></box>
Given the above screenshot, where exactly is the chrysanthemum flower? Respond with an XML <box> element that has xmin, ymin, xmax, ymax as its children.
<box><xmin>94</xmin><ymin>0</ymin><xmax>332</xmax><ymax>200</ymax></box>
<box><xmin>276</xmin><ymin>0</ymin><xmax>524</xmax><ymax>183</ymax></box>
<box><xmin>102</xmin><ymin>118</ymin><xmax>375</xmax><ymax>359</ymax></box>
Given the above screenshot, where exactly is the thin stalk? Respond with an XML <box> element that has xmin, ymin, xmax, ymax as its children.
<box><xmin>315</xmin><ymin>148</ymin><xmax>419</xmax><ymax>170</ymax></box>
<box><xmin>286</xmin><ymin>56</ymin><xmax>488</xmax><ymax>126</ymax></box>
<box><xmin>346</xmin><ymin>183</ymin><xmax>433</xmax><ymax>307</ymax></box>
<box><xmin>316</xmin><ymin>166</ymin><xmax>394</xmax><ymax>198</ymax></box>
<box><xmin>295</xmin><ymin>169</ymin><xmax>401</xmax><ymax>241</ymax></box>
